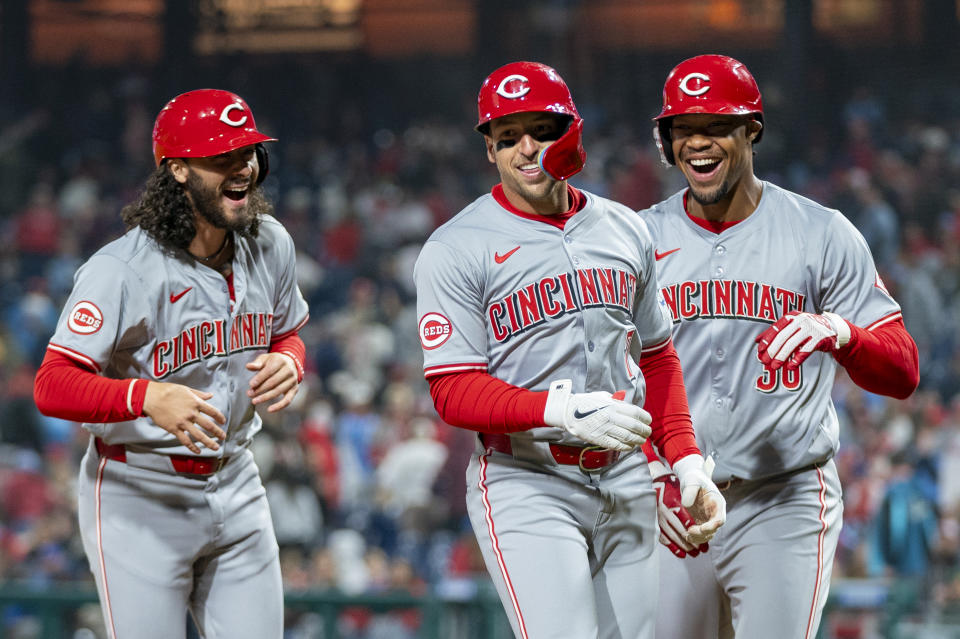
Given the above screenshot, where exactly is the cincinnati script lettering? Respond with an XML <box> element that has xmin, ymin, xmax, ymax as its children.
<box><xmin>488</xmin><ymin>267</ymin><xmax>637</xmax><ymax>342</ymax></box>
<box><xmin>153</xmin><ymin>312</ymin><xmax>274</xmax><ymax>378</ymax></box>
<box><xmin>660</xmin><ymin>280</ymin><xmax>804</xmax><ymax>323</ymax></box>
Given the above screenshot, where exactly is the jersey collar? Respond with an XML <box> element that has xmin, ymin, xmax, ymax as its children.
<box><xmin>491</xmin><ymin>183</ymin><xmax>585</xmax><ymax>230</ymax></box>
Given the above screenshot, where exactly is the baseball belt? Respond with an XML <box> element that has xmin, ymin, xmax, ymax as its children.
<box><xmin>95</xmin><ymin>437</ymin><xmax>231</xmax><ymax>477</ymax></box>
<box><xmin>479</xmin><ymin>433</ymin><xmax>620</xmax><ymax>472</ymax></box>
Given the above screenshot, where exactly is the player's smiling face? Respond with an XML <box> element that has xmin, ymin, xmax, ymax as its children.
<box><xmin>485</xmin><ymin>112</ymin><xmax>568</xmax><ymax>215</ymax></box>
<box><xmin>173</xmin><ymin>145</ymin><xmax>263</xmax><ymax>230</ymax></box>
<box><xmin>670</xmin><ymin>113</ymin><xmax>761</xmax><ymax>206</ymax></box>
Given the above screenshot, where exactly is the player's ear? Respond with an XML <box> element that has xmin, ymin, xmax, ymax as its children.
<box><xmin>747</xmin><ymin>119</ymin><xmax>763</xmax><ymax>143</ymax></box>
<box><xmin>166</xmin><ymin>158</ymin><xmax>190</xmax><ymax>184</ymax></box>
<box><xmin>484</xmin><ymin>136</ymin><xmax>498</xmax><ymax>164</ymax></box>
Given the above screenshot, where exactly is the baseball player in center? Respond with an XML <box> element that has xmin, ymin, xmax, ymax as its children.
<box><xmin>415</xmin><ymin>61</ymin><xmax>726</xmax><ymax>638</ymax></box>
<box><xmin>639</xmin><ymin>55</ymin><xmax>920</xmax><ymax>639</ymax></box>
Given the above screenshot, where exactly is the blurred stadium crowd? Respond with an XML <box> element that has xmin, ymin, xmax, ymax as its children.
<box><xmin>2</xmin><ymin>62</ymin><xmax>960</xmax><ymax>637</ymax></box>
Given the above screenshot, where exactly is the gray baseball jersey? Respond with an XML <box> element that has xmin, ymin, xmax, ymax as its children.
<box><xmin>51</xmin><ymin>215</ymin><xmax>308</xmax><ymax>638</ymax></box>
<box><xmin>641</xmin><ymin>181</ymin><xmax>900</xmax><ymax>639</ymax></box>
<box><xmin>48</xmin><ymin>215</ymin><xmax>309</xmax><ymax>455</ymax></box>
<box><xmin>641</xmin><ymin>182</ymin><xmax>901</xmax><ymax>482</ymax></box>
<box><xmin>415</xmin><ymin>188</ymin><xmax>671</xmax><ymax>638</ymax></box>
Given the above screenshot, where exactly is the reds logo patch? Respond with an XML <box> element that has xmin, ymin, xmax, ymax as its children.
<box><xmin>68</xmin><ymin>301</ymin><xmax>103</xmax><ymax>334</ymax></box>
<box><xmin>419</xmin><ymin>313</ymin><xmax>452</xmax><ymax>350</ymax></box>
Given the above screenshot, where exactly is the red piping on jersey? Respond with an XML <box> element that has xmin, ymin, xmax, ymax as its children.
<box><xmin>803</xmin><ymin>466</ymin><xmax>829</xmax><ymax>639</ymax></box>
<box><xmin>47</xmin><ymin>342</ymin><xmax>100</xmax><ymax>372</ymax></box>
<box><xmin>425</xmin><ymin>362</ymin><xmax>488</xmax><ymax>378</ymax></box>
<box><xmin>95</xmin><ymin>455</ymin><xmax>119</xmax><ymax>639</ymax></box>
<box><xmin>491</xmin><ymin>183</ymin><xmax>586</xmax><ymax>230</ymax></box>
<box><xmin>477</xmin><ymin>450</ymin><xmax>529</xmax><ymax>638</ymax></box>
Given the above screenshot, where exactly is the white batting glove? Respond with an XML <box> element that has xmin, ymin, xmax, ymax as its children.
<box><xmin>543</xmin><ymin>379</ymin><xmax>651</xmax><ymax>452</ymax></box>
<box><xmin>649</xmin><ymin>460</ymin><xmax>708</xmax><ymax>558</ymax></box>
<box><xmin>672</xmin><ymin>454</ymin><xmax>726</xmax><ymax>546</ymax></box>
<box><xmin>755</xmin><ymin>311</ymin><xmax>851</xmax><ymax>372</ymax></box>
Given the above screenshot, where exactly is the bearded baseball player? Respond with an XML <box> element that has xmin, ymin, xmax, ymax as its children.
<box><xmin>414</xmin><ymin>61</ymin><xmax>726</xmax><ymax>639</ymax></box>
<box><xmin>33</xmin><ymin>89</ymin><xmax>309</xmax><ymax>639</ymax></box>
<box><xmin>639</xmin><ymin>55</ymin><xmax>920</xmax><ymax>639</ymax></box>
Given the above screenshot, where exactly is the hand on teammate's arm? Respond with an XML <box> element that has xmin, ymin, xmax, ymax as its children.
<box><xmin>247</xmin><ymin>352</ymin><xmax>301</xmax><ymax>412</ymax></box>
<box><xmin>142</xmin><ymin>382</ymin><xmax>226</xmax><ymax>454</ymax></box>
<box><xmin>672</xmin><ymin>454</ymin><xmax>726</xmax><ymax>546</ymax></box>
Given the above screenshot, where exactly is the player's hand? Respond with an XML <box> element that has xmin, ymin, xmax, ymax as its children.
<box><xmin>542</xmin><ymin>379</ymin><xmax>651</xmax><ymax>452</ymax></box>
<box><xmin>649</xmin><ymin>460</ymin><xmax>708</xmax><ymax>558</ymax></box>
<box><xmin>672</xmin><ymin>454</ymin><xmax>726</xmax><ymax>546</ymax></box>
<box><xmin>755</xmin><ymin>311</ymin><xmax>850</xmax><ymax>372</ymax></box>
<box><xmin>142</xmin><ymin>382</ymin><xmax>226</xmax><ymax>454</ymax></box>
<box><xmin>247</xmin><ymin>352</ymin><xmax>301</xmax><ymax>413</ymax></box>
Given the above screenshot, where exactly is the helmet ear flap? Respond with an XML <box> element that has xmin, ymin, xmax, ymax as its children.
<box><xmin>255</xmin><ymin>143</ymin><xmax>269</xmax><ymax>185</ymax></box>
<box><xmin>654</xmin><ymin>121</ymin><xmax>675</xmax><ymax>166</ymax></box>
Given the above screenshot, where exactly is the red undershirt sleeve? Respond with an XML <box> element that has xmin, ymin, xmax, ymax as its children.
<box><xmin>833</xmin><ymin>317</ymin><xmax>919</xmax><ymax>400</ymax></box>
<box><xmin>428</xmin><ymin>372</ymin><xmax>548</xmax><ymax>434</ymax></box>
<box><xmin>33</xmin><ymin>349</ymin><xmax>148</xmax><ymax>422</ymax></box>
<box><xmin>639</xmin><ymin>341</ymin><xmax>700</xmax><ymax>466</ymax></box>
<box><xmin>269</xmin><ymin>332</ymin><xmax>306</xmax><ymax>382</ymax></box>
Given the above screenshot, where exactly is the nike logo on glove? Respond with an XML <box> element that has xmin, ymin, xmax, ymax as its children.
<box><xmin>170</xmin><ymin>287</ymin><xmax>193</xmax><ymax>303</ymax></box>
<box><xmin>654</xmin><ymin>248</ymin><xmax>681</xmax><ymax>261</ymax></box>
<box><xmin>495</xmin><ymin>246</ymin><xmax>520</xmax><ymax>263</ymax></box>
<box><xmin>573</xmin><ymin>407</ymin><xmax>601</xmax><ymax>419</ymax></box>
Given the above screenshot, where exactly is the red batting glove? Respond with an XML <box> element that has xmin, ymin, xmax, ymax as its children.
<box><xmin>650</xmin><ymin>461</ymin><xmax>709</xmax><ymax>558</ymax></box>
<box><xmin>755</xmin><ymin>311</ymin><xmax>851</xmax><ymax>372</ymax></box>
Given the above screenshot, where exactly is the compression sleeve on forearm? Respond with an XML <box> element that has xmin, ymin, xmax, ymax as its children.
<box><xmin>638</xmin><ymin>340</ymin><xmax>700</xmax><ymax>465</ymax></box>
<box><xmin>428</xmin><ymin>371</ymin><xmax>547</xmax><ymax>434</ymax></box>
<box><xmin>33</xmin><ymin>349</ymin><xmax>148</xmax><ymax>422</ymax></box>
<box><xmin>834</xmin><ymin>316</ymin><xmax>919</xmax><ymax>400</ymax></box>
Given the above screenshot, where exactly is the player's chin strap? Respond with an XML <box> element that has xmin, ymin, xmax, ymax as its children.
<box><xmin>537</xmin><ymin>118</ymin><xmax>587</xmax><ymax>181</ymax></box>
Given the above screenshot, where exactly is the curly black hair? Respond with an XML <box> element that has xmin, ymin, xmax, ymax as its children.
<box><xmin>120</xmin><ymin>166</ymin><xmax>265</xmax><ymax>255</ymax></box>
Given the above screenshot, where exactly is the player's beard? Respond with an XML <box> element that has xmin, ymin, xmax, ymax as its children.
<box><xmin>688</xmin><ymin>180</ymin><xmax>731</xmax><ymax>206</ymax></box>
<box><xmin>184</xmin><ymin>172</ymin><xmax>269</xmax><ymax>234</ymax></box>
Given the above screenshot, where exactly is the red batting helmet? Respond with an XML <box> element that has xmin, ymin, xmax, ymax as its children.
<box><xmin>476</xmin><ymin>61</ymin><xmax>586</xmax><ymax>181</ymax></box>
<box><xmin>653</xmin><ymin>54</ymin><xmax>764</xmax><ymax>165</ymax></box>
<box><xmin>152</xmin><ymin>89</ymin><xmax>276</xmax><ymax>183</ymax></box>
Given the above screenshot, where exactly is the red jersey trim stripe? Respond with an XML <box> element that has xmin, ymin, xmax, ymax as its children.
<box><xmin>803</xmin><ymin>466</ymin><xmax>829</xmax><ymax>639</ymax></box>
<box><xmin>424</xmin><ymin>363</ymin><xmax>488</xmax><ymax>378</ymax></box>
<box><xmin>47</xmin><ymin>343</ymin><xmax>101</xmax><ymax>373</ymax></box>
<box><xmin>272</xmin><ymin>314</ymin><xmax>310</xmax><ymax>341</ymax></box>
<box><xmin>864</xmin><ymin>311</ymin><xmax>902</xmax><ymax>331</ymax></box>
<box><xmin>639</xmin><ymin>336</ymin><xmax>671</xmax><ymax>355</ymax></box>
<box><xmin>477</xmin><ymin>450</ymin><xmax>529</xmax><ymax>638</ymax></box>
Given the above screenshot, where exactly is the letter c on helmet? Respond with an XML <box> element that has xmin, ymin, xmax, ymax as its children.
<box><xmin>679</xmin><ymin>72</ymin><xmax>711</xmax><ymax>97</ymax></box>
<box><xmin>219</xmin><ymin>103</ymin><xmax>248</xmax><ymax>127</ymax></box>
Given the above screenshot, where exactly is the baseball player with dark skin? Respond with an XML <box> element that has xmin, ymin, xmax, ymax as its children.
<box><xmin>33</xmin><ymin>89</ymin><xmax>309</xmax><ymax>639</ymax></box>
<box><xmin>639</xmin><ymin>55</ymin><xmax>919</xmax><ymax>639</ymax></box>
<box><xmin>415</xmin><ymin>61</ymin><xmax>726</xmax><ymax>639</ymax></box>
